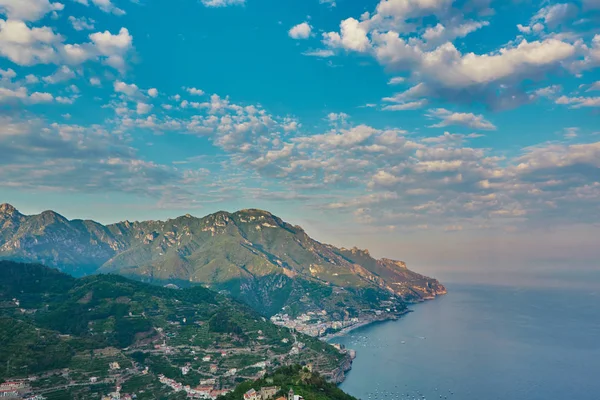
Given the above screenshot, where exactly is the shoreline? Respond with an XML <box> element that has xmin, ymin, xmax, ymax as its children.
<box><xmin>322</xmin><ymin>309</ymin><xmax>412</xmax><ymax>342</ymax></box>
<box><xmin>324</xmin><ymin>292</ymin><xmax>447</xmax><ymax>385</ymax></box>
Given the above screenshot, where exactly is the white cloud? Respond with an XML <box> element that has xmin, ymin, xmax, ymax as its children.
<box><xmin>318</xmin><ymin>0</ymin><xmax>584</xmax><ymax>109</ymax></box>
<box><xmin>302</xmin><ymin>49</ymin><xmax>335</xmax><ymax>57</ymax></box>
<box><xmin>76</xmin><ymin>0</ymin><xmax>125</xmax><ymax>15</ymax></box>
<box><xmin>588</xmin><ymin>81</ymin><xmax>600</xmax><ymax>92</ymax></box>
<box><xmin>136</xmin><ymin>102</ymin><xmax>152</xmax><ymax>115</ymax></box>
<box><xmin>427</xmin><ymin>108</ymin><xmax>496</xmax><ymax>130</ymax></box>
<box><xmin>319</xmin><ymin>0</ymin><xmax>336</xmax><ymax>7</ymax></box>
<box><xmin>387</xmin><ymin>76</ymin><xmax>405</xmax><ymax>85</ymax></box>
<box><xmin>0</xmin><ymin>21</ymin><xmax>133</xmax><ymax>71</ymax></box>
<box><xmin>0</xmin><ymin>0</ymin><xmax>64</xmax><ymax>21</ymax></box>
<box><xmin>201</xmin><ymin>0</ymin><xmax>245</xmax><ymax>7</ymax></box>
<box><xmin>0</xmin><ymin>67</ymin><xmax>15</xmax><ymax>79</ymax></box>
<box><xmin>147</xmin><ymin>88</ymin><xmax>158</xmax><ymax>97</ymax></box>
<box><xmin>68</xmin><ymin>16</ymin><xmax>95</xmax><ymax>31</ymax></box>
<box><xmin>289</xmin><ymin>22</ymin><xmax>312</xmax><ymax>39</ymax></box>
<box><xmin>186</xmin><ymin>87</ymin><xmax>204</xmax><ymax>96</ymax></box>
<box><xmin>89</xmin><ymin>27</ymin><xmax>133</xmax><ymax>70</ymax></box>
<box><xmin>0</xmin><ymin>86</ymin><xmax>27</xmax><ymax>102</ymax></box>
<box><xmin>532</xmin><ymin>3</ymin><xmax>578</xmax><ymax>28</ymax></box>
<box><xmin>29</xmin><ymin>91</ymin><xmax>53</xmax><ymax>103</ymax></box>
<box><xmin>0</xmin><ymin>19</ymin><xmax>63</xmax><ymax>65</ymax></box>
<box><xmin>556</xmin><ymin>95</ymin><xmax>600</xmax><ymax>108</ymax></box>
<box><xmin>25</xmin><ymin>74</ymin><xmax>39</xmax><ymax>83</ymax></box>
<box><xmin>378</xmin><ymin>38</ymin><xmax>576</xmax><ymax>89</ymax></box>
<box><xmin>382</xmin><ymin>99</ymin><xmax>427</xmax><ymax>110</ymax></box>
<box><xmin>323</xmin><ymin>18</ymin><xmax>370</xmax><ymax>52</ymax></box>
<box><xmin>422</xmin><ymin>21</ymin><xmax>489</xmax><ymax>47</ymax></box>
<box><xmin>114</xmin><ymin>80</ymin><xmax>139</xmax><ymax>96</ymax></box>
<box><xmin>89</xmin><ymin>77</ymin><xmax>101</xmax><ymax>86</ymax></box>
<box><xmin>42</xmin><ymin>65</ymin><xmax>75</xmax><ymax>84</ymax></box>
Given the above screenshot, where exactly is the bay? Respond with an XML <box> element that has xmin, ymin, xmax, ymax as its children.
<box><xmin>330</xmin><ymin>284</ymin><xmax>600</xmax><ymax>400</ymax></box>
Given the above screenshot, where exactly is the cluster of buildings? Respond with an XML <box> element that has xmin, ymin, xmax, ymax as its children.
<box><xmin>243</xmin><ymin>388</ymin><xmax>304</xmax><ymax>400</ymax></box>
<box><xmin>158</xmin><ymin>375</ymin><xmax>230</xmax><ymax>399</ymax></box>
<box><xmin>242</xmin><ymin>386</ymin><xmax>279</xmax><ymax>400</ymax></box>
<box><xmin>0</xmin><ymin>381</ymin><xmax>24</xmax><ymax>398</ymax></box>
<box><xmin>0</xmin><ymin>381</ymin><xmax>38</xmax><ymax>399</ymax></box>
<box><xmin>270</xmin><ymin>312</ymin><xmax>360</xmax><ymax>337</ymax></box>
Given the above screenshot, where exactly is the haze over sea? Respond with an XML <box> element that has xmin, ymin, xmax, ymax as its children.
<box><xmin>331</xmin><ymin>271</ymin><xmax>600</xmax><ymax>400</ymax></box>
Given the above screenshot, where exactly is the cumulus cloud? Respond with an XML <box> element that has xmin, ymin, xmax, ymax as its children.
<box><xmin>74</xmin><ymin>0</ymin><xmax>125</xmax><ymax>15</ymax></box>
<box><xmin>555</xmin><ymin>95</ymin><xmax>600</xmax><ymax>108</ymax></box>
<box><xmin>114</xmin><ymin>80</ymin><xmax>142</xmax><ymax>98</ymax></box>
<box><xmin>0</xmin><ymin>21</ymin><xmax>134</xmax><ymax>71</ymax></box>
<box><xmin>421</xmin><ymin>20</ymin><xmax>489</xmax><ymax>47</ymax></box>
<box><xmin>315</xmin><ymin>0</ymin><xmax>588</xmax><ymax>109</ymax></box>
<box><xmin>89</xmin><ymin>27</ymin><xmax>133</xmax><ymax>70</ymax></box>
<box><xmin>0</xmin><ymin>0</ymin><xmax>64</xmax><ymax>21</ymax></box>
<box><xmin>42</xmin><ymin>65</ymin><xmax>76</xmax><ymax>84</ymax></box>
<box><xmin>531</xmin><ymin>3</ymin><xmax>579</xmax><ymax>29</ymax></box>
<box><xmin>323</xmin><ymin>18</ymin><xmax>370</xmax><ymax>51</ymax></box>
<box><xmin>289</xmin><ymin>22</ymin><xmax>312</xmax><ymax>39</ymax></box>
<box><xmin>186</xmin><ymin>87</ymin><xmax>204</xmax><ymax>96</ymax></box>
<box><xmin>0</xmin><ymin>19</ymin><xmax>63</xmax><ymax>65</ymax></box>
<box><xmin>68</xmin><ymin>16</ymin><xmax>95</xmax><ymax>31</ymax></box>
<box><xmin>427</xmin><ymin>108</ymin><xmax>497</xmax><ymax>130</ymax></box>
<box><xmin>147</xmin><ymin>88</ymin><xmax>158</xmax><ymax>97</ymax></box>
<box><xmin>29</xmin><ymin>91</ymin><xmax>53</xmax><ymax>103</ymax></box>
<box><xmin>136</xmin><ymin>102</ymin><xmax>152</xmax><ymax>115</ymax></box>
<box><xmin>0</xmin><ymin>116</ymin><xmax>207</xmax><ymax>200</ymax></box>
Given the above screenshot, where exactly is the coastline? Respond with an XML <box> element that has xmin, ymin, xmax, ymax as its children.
<box><xmin>325</xmin><ymin>292</ymin><xmax>447</xmax><ymax>385</ymax></box>
<box><xmin>322</xmin><ymin>309</ymin><xmax>412</xmax><ymax>342</ymax></box>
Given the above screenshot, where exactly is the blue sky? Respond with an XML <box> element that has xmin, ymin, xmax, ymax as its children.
<box><xmin>1</xmin><ymin>0</ymin><xmax>600</xmax><ymax>279</ymax></box>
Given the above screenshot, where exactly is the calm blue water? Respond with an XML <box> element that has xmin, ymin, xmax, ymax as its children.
<box><xmin>331</xmin><ymin>284</ymin><xmax>600</xmax><ymax>400</ymax></box>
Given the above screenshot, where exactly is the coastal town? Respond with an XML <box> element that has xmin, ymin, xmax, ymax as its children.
<box><xmin>0</xmin><ymin>298</ymin><xmax>354</xmax><ymax>400</ymax></box>
<box><xmin>270</xmin><ymin>298</ymin><xmax>406</xmax><ymax>339</ymax></box>
<box><xmin>0</xmin><ymin>291</ymin><xmax>408</xmax><ymax>399</ymax></box>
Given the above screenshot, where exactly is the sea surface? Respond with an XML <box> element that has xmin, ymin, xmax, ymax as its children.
<box><xmin>330</xmin><ymin>283</ymin><xmax>600</xmax><ymax>400</ymax></box>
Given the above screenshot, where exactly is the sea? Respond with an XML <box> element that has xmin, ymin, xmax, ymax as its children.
<box><xmin>330</xmin><ymin>283</ymin><xmax>600</xmax><ymax>400</ymax></box>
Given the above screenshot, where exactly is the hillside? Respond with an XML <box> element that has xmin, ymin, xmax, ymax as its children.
<box><xmin>218</xmin><ymin>364</ymin><xmax>356</xmax><ymax>400</ymax></box>
<box><xmin>0</xmin><ymin>204</ymin><xmax>445</xmax><ymax>317</ymax></box>
<box><xmin>0</xmin><ymin>261</ymin><xmax>351</xmax><ymax>399</ymax></box>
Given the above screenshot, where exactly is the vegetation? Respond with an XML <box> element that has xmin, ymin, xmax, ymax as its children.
<box><xmin>218</xmin><ymin>365</ymin><xmax>357</xmax><ymax>400</ymax></box>
<box><xmin>1</xmin><ymin>204</ymin><xmax>445</xmax><ymax>318</ymax></box>
<box><xmin>0</xmin><ymin>261</ymin><xmax>347</xmax><ymax>388</ymax></box>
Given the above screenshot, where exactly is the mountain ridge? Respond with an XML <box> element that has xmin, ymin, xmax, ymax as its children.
<box><xmin>0</xmin><ymin>203</ymin><xmax>446</xmax><ymax>316</ymax></box>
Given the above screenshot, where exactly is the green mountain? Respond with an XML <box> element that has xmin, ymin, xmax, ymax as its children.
<box><xmin>0</xmin><ymin>261</ymin><xmax>351</xmax><ymax>398</ymax></box>
<box><xmin>0</xmin><ymin>204</ymin><xmax>445</xmax><ymax>316</ymax></box>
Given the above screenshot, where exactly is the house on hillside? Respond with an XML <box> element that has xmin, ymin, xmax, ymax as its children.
<box><xmin>260</xmin><ymin>386</ymin><xmax>279</xmax><ymax>400</ymax></box>
<box><xmin>243</xmin><ymin>389</ymin><xmax>260</xmax><ymax>400</ymax></box>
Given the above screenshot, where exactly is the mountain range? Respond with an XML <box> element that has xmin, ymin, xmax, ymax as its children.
<box><xmin>0</xmin><ymin>203</ymin><xmax>445</xmax><ymax>316</ymax></box>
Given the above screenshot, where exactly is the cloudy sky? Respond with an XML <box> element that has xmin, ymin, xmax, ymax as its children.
<box><xmin>1</xmin><ymin>0</ymin><xmax>600</xmax><ymax>282</ymax></box>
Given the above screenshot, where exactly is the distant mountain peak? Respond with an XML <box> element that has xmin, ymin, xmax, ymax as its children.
<box><xmin>238</xmin><ymin>208</ymin><xmax>272</xmax><ymax>215</ymax></box>
<box><xmin>340</xmin><ymin>246</ymin><xmax>371</xmax><ymax>257</ymax></box>
<box><xmin>0</xmin><ymin>204</ymin><xmax>446</xmax><ymax>306</ymax></box>
<box><xmin>0</xmin><ymin>203</ymin><xmax>19</xmax><ymax>216</ymax></box>
<box><xmin>39</xmin><ymin>209</ymin><xmax>68</xmax><ymax>222</ymax></box>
